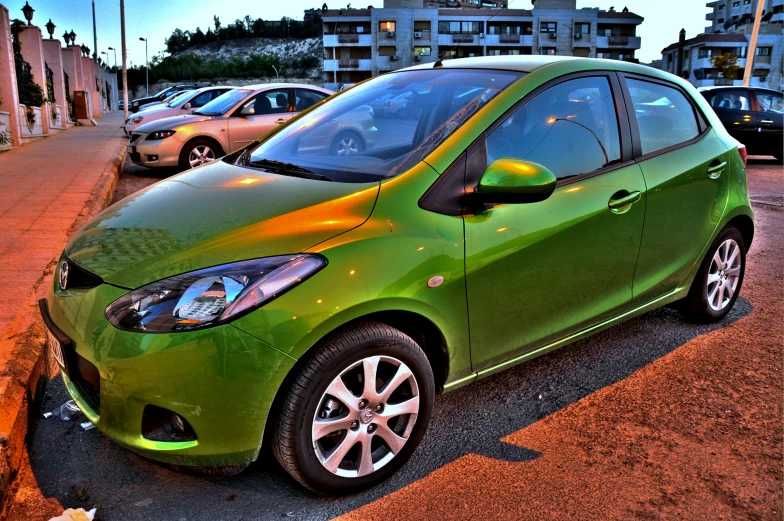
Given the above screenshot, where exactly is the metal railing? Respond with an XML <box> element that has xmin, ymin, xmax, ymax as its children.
<box><xmin>45</xmin><ymin>62</ymin><xmax>55</xmax><ymax>103</ymax></box>
<box><xmin>452</xmin><ymin>33</ymin><xmax>475</xmax><ymax>43</ymax></box>
<box><xmin>500</xmin><ymin>34</ymin><xmax>521</xmax><ymax>43</ymax></box>
<box><xmin>609</xmin><ymin>35</ymin><xmax>630</xmax><ymax>46</ymax></box>
<box><xmin>338</xmin><ymin>34</ymin><xmax>360</xmax><ymax>43</ymax></box>
<box><xmin>63</xmin><ymin>71</ymin><xmax>75</xmax><ymax>122</ymax></box>
<box><xmin>338</xmin><ymin>59</ymin><xmax>359</xmax><ymax>68</ymax></box>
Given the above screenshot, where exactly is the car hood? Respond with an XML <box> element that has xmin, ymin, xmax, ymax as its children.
<box><xmin>135</xmin><ymin>114</ymin><xmax>215</xmax><ymax>132</ymax></box>
<box><xmin>64</xmin><ymin>161</ymin><xmax>380</xmax><ymax>289</ymax></box>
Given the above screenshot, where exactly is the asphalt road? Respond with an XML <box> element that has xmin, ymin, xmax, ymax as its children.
<box><xmin>14</xmin><ymin>157</ymin><xmax>782</xmax><ymax>521</ymax></box>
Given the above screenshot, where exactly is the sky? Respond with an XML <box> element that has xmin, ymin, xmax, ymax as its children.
<box><xmin>13</xmin><ymin>0</ymin><xmax>710</xmax><ymax>66</ymax></box>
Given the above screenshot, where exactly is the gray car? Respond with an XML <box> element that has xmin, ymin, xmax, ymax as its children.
<box><xmin>129</xmin><ymin>84</ymin><xmax>369</xmax><ymax>170</ymax></box>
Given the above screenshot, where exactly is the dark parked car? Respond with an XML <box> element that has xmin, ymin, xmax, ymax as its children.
<box><xmin>700</xmin><ymin>86</ymin><xmax>783</xmax><ymax>161</ymax></box>
<box><xmin>129</xmin><ymin>83</ymin><xmax>212</xmax><ymax>113</ymax></box>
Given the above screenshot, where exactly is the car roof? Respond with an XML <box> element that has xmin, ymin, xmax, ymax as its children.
<box><xmin>238</xmin><ymin>83</ymin><xmax>332</xmax><ymax>91</ymax></box>
<box><xmin>403</xmin><ymin>55</ymin><xmax>578</xmax><ymax>73</ymax></box>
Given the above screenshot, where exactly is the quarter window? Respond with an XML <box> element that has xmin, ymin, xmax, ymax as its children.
<box><xmin>241</xmin><ymin>89</ymin><xmax>292</xmax><ymax>116</ymax></box>
<box><xmin>486</xmin><ymin>76</ymin><xmax>622</xmax><ymax>180</ymax></box>
<box><xmin>295</xmin><ymin>89</ymin><xmax>328</xmax><ymax>111</ymax></box>
<box><xmin>626</xmin><ymin>79</ymin><xmax>700</xmax><ymax>155</ymax></box>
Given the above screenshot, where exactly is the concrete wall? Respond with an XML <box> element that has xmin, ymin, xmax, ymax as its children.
<box><xmin>42</xmin><ymin>39</ymin><xmax>67</xmax><ymax>129</ymax></box>
<box><xmin>18</xmin><ymin>25</ymin><xmax>49</xmax><ymax>135</ymax></box>
<box><xmin>0</xmin><ymin>5</ymin><xmax>22</xmax><ymax>146</ymax></box>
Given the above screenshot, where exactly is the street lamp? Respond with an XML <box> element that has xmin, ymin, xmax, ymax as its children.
<box><xmin>139</xmin><ymin>36</ymin><xmax>148</xmax><ymax>96</ymax></box>
<box><xmin>107</xmin><ymin>46</ymin><xmax>118</xmax><ymax>70</ymax></box>
<box><xmin>62</xmin><ymin>31</ymin><xmax>70</xmax><ymax>45</ymax></box>
<box><xmin>21</xmin><ymin>2</ymin><xmax>34</xmax><ymax>25</ymax></box>
<box><xmin>45</xmin><ymin>19</ymin><xmax>55</xmax><ymax>39</ymax></box>
<box><xmin>69</xmin><ymin>29</ymin><xmax>76</xmax><ymax>44</ymax></box>
<box><xmin>80</xmin><ymin>44</ymin><xmax>89</xmax><ymax>57</ymax></box>
<box><xmin>101</xmin><ymin>51</ymin><xmax>107</xmax><ymax>68</ymax></box>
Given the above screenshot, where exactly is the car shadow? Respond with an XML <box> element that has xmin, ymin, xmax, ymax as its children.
<box><xmin>28</xmin><ymin>298</ymin><xmax>752</xmax><ymax>520</ymax></box>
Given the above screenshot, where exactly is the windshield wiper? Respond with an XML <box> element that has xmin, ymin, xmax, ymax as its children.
<box><xmin>193</xmin><ymin>110</ymin><xmax>219</xmax><ymax>116</ymax></box>
<box><xmin>248</xmin><ymin>159</ymin><xmax>333</xmax><ymax>182</ymax></box>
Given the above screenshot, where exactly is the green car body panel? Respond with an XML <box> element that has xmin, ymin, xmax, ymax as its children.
<box><xmin>45</xmin><ymin>56</ymin><xmax>753</xmax><ymax>468</ymax></box>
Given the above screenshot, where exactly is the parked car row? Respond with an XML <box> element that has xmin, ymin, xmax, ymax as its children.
<box><xmin>128</xmin><ymin>83</ymin><xmax>212</xmax><ymax>113</ymax></box>
<box><xmin>128</xmin><ymin>83</ymin><xmax>378</xmax><ymax>171</ymax></box>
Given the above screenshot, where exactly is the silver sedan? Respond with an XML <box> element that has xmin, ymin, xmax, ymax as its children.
<box><xmin>129</xmin><ymin>84</ymin><xmax>378</xmax><ymax>170</ymax></box>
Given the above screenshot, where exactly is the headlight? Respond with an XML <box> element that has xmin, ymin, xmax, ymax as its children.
<box><xmin>105</xmin><ymin>255</ymin><xmax>326</xmax><ymax>333</ymax></box>
<box><xmin>132</xmin><ymin>102</ymin><xmax>139</xmax><ymax>107</ymax></box>
<box><xmin>145</xmin><ymin>130</ymin><xmax>176</xmax><ymax>140</ymax></box>
<box><xmin>131</xmin><ymin>116</ymin><xmax>144</xmax><ymax>125</ymax></box>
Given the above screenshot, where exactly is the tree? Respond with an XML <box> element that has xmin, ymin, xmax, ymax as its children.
<box><xmin>213</xmin><ymin>16</ymin><xmax>222</xmax><ymax>39</ymax></box>
<box><xmin>710</xmin><ymin>52</ymin><xmax>741</xmax><ymax>81</ymax></box>
<box><xmin>192</xmin><ymin>27</ymin><xmax>206</xmax><ymax>45</ymax></box>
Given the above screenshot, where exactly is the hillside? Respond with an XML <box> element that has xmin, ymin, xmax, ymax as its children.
<box><xmin>176</xmin><ymin>36</ymin><xmax>322</xmax><ymax>75</ymax></box>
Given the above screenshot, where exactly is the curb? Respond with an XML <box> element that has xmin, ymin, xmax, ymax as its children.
<box><xmin>0</xmin><ymin>141</ymin><xmax>126</xmax><ymax>513</ymax></box>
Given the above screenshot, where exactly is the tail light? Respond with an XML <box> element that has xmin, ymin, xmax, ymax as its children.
<box><xmin>738</xmin><ymin>144</ymin><xmax>748</xmax><ymax>166</ymax></box>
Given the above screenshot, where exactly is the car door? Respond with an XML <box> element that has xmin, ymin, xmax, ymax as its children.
<box><xmin>465</xmin><ymin>73</ymin><xmax>647</xmax><ymax>371</ymax></box>
<box><xmin>226</xmin><ymin>88</ymin><xmax>294</xmax><ymax>152</ymax></box>
<box><xmin>752</xmin><ymin>90</ymin><xmax>783</xmax><ymax>157</ymax></box>
<box><xmin>705</xmin><ymin>88</ymin><xmax>759</xmax><ymax>149</ymax></box>
<box><xmin>621</xmin><ymin>75</ymin><xmax>732</xmax><ymax>305</ymax></box>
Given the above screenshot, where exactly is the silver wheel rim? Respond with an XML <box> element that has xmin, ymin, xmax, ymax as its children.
<box><xmin>188</xmin><ymin>145</ymin><xmax>215</xmax><ymax>168</ymax></box>
<box><xmin>312</xmin><ymin>355</ymin><xmax>419</xmax><ymax>478</ymax></box>
<box><xmin>335</xmin><ymin>136</ymin><xmax>360</xmax><ymax>156</ymax></box>
<box><xmin>707</xmin><ymin>238</ymin><xmax>741</xmax><ymax>311</ymax></box>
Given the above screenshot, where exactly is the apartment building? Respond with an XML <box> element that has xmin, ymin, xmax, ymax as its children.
<box><xmin>321</xmin><ymin>0</ymin><xmax>643</xmax><ymax>91</ymax></box>
<box><xmin>660</xmin><ymin>0</ymin><xmax>783</xmax><ymax>90</ymax></box>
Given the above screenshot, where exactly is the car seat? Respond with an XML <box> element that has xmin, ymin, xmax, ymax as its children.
<box><xmin>276</xmin><ymin>93</ymin><xmax>290</xmax><ymax>112</ymax></box>
<box><xmin>255</xmin><ymin>96</ymin><xmax>272</xmax><ymax>115</ymax></box>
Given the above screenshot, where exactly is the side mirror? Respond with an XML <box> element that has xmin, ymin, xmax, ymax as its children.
<box><xmin>182</xmin><ymin>102</ymin><xmax>192</xmax><ymax>111</ymax></box>
<box><xmin>240</xmin><ymin>105</ymin><xmax>255</xmax><ymax>117</ymax></box>
<box><xmin>475</xmin><ymin>158</ymin><xmax>557</xmax><ymax>204</ymax></box>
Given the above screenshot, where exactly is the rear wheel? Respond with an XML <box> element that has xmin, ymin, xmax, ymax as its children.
<box><xmin>179</xmin><ymin>138</ymin><xmax>220</xmax><ymax>170</ymax></box>
<box><xmin>680</xmin><ymin>225</ymin><xmax>746</xmax><ymax>322</ymax></box>
<box><xmin>272</xmin><ymin>322</ymin><xmax>434</xmax><ymax>495</ymax></box>
<box><xmin>330</xmin><ymin>132</ymin><xmax>364</xmax><ymax>157</ymax></box>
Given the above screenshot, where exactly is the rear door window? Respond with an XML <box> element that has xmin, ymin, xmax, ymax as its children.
<box><xmin>754</xmin><ymin>91</ymin><xmax>783</xmax><ymax>114</ymax></box>
<box><xmin>708</xmin><ymin>89</ymin><xmax>752</xmax><ymax>111</ymax></box>
<box><xmin>626</xmin><ymin>79</ymin><xmax>700</xmax><ymax>155</ymax></box>
<box><xmin>295</xmin><ymin>89</ymin><xmax>329</xmax><ymax>111</ymax></box>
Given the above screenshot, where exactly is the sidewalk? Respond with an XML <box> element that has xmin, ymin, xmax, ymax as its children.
<box><xmin>0</xmin><ymin>112</ymin><xmax>126</xmax><ymax>514</ymax></box>
<box><xmin>0</xmin><ymin>113</ymin><xmax>125</xmax><ymax>332</ymax></box>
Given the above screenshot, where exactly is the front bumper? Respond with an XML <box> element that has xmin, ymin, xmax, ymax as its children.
<box><xmin>44</xmin><ymin>281</ymin><xmax>296</xmax><ymax>467</ymax></box>
<box><xmin>127</xmin><ymin>135</ymin><xmax>182</xmax><ymax>168</ymax></box>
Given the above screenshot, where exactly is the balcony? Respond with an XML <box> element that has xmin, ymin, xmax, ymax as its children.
<box><xmin>323</xmin><ymin>59</ymin><xmax>372</xmax><ymax>72</ymax></box>
<box><xmin>772</xmin><ymin>0</ymin><xmax>783</xmax><ymax>7</ymax></box>
<box><xmin>438</xmin><ymin>33</ymin><xmax>479</xmax><ymax>45</ymax></box>
<box><xmin>484</xmin><ymin>34</ymin><xmax>533</xmax><ymax>46</ymax></box>
<box><xmin>323</xmin><ymin>34</ymin><xmax>372</xmax><ymax>47</ymax></box>
<box><xmin>595</xmin><ymin>35</ymin><xmax>641</xmax><ymax>48</ymax></box>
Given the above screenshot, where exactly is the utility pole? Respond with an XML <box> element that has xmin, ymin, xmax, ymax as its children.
<box><xmin>140</xmin><ymin>37</ymin><xmax>148</xmax><ymax>96</ymax></box>
<box><xmin>92</xmin><ymin>0</ymin><xmax>98</xmax><ymax>62</ymax></box>
<box><xmin>743</xmin><ymin>0</ymin><xmax>766</xmax><ymax>86</ymax></box>
<box><xmin>121</xmin><ymin>0</ymin><xmax>129</xmax><ymax>121</ymax></box>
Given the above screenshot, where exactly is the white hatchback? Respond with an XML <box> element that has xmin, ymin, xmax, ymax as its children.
<box><xmin>123</xmin><ymin>86</ymin><xmax>236</xmax><ymax>134</ymax></box>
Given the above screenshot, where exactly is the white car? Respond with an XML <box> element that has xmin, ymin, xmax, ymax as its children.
<box><xmin>123</xmin><ymin>86</ymin><xmax>236</xmax><ymax>134</ymax></box>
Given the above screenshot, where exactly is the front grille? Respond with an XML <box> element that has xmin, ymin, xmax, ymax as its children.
<box><xmin>62</xmin><ymin>258</ymin><xmax>103</xmax><ymax>290</ymax></box>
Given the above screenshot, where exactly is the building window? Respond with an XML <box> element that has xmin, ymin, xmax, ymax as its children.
<box><xmin>743</xmin><ymin>0</ymin><xmax>750</xmax><ymax>4</ymax></box>
<box><xmin>698</xmin><ymin>47</ymin><xmax>712</xmax><ymax>58</ymax></box>
<box><xmin>718</xmin><ymin>18</ymin><xmax>724</xmax><ymax>23</ymax></box>
<box><xmin>380</xmin><ymin>21</ymin><xmax>396</xmax><ymax>33</ymax></box>
<box><xmin>732</xmin><ymin>1</ymin><xmax>739</xmax><ymax>7</ymax></box>
<box><xmin>734</xmin><ymin>46</ymin><xmax>747</xmax><ymax>58</ymax></box>
<box><xmin>414</xmin><ymin>46</ymin><xmax>432</xmax><ymax>56</ymax></box>
<box><xmin>757</xmin><ymin>46</ymin><xmax>771</xmax><ymax>56</ymax></box>
<box><xmin>378</xmin><ymin>46</ymin><xmax>397</xmax><ymax>56</ymax></box>
<box><xmin>540</xmin><ymin>22</ymin><xmax>557</xmax><ymax>33</ymax></box>
<box><xmin>488</xmin><ymin>49</ymin><xmax>501</xmax><ymax>56</ymax></box>
<box><xmin>438</xmin><ymin>21</ymin><xmax>481</xmax><ymax>34</ymax></box>
<box><xmin>574</xmin><ymin>23</ymin><xmax>590</xmax><ymax>36</ymax></box>
<box><xmin>541</xmin><ymin>47</ymin><xmax>556</xmax><ymax>55</ymax></box>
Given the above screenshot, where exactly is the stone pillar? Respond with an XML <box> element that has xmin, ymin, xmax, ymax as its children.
<box><xmin>18</xmin><ymin>25</ymin><xmax>49</xmax><ymax>134</ymax></box>
<box><xmin>0</xmin><ymin>5</ymin><xmax>22</xmax><ymax>146</ymax></box>
<box><xmin>61</xmin><ymin>45</ymin><xmax>83</xmax><ymax>93</ymax></box>
<box><xmin>81</xmin><ymin>55</ymin><xmax>100</xmax><ymax>118</ymax></box>
<box><xmin>42</xmin><ymin>39</ymin><xmax>67</xmax><ymax>130</ymax></box>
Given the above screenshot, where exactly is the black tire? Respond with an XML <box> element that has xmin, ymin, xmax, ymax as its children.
<box><xmin>272</xmin><ymin>322</ymin><xmax>434</xmax><ymax>495</ymax></box>
<box><xmin>178</xmin><ymin>138</ymin><xmax>221</xmax><ymax>170</ymax></box>
<box><xmin>680</xmin><ymin>225</ymin><xmax>746</xmax><ymax>323</ymax></box>
<box><xmin>329</xmin><ymin>131</ymin><xmax>364</xmax><ymax>157</ymax></box>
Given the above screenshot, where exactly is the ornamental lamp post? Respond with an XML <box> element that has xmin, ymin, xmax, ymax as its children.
<box><xmin>80</xmin><ymin>44</ymin><xmax>89</xmax><ymax>57</ymax></box>
<box><xmin>45</xmin><ymin>19</ymin><xmax>55</xmax><ymax>39</ymax></box>
<box><xmin>62</xmin><ymin>31</ymin><xmax>71</xmax><ymax>45</ymax></box>
<box><xmin>21</xmin><ymin>2</ymin><xmax>34</xmax><ymax>25</ymax></box>
<box><xmin>108</xmin><ymin>46</ymin><xmax>117</xmax><ymax>70</ymax></box>
<box><xmin>69</xmin><ymin>30</ymin><xmax>76</xmax><ymax>45</ymax></box>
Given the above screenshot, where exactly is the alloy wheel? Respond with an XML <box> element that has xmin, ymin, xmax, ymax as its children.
<box><xmin>335</xmin><ymin>136</ymin><xmax>360</xmax><ymax>156</ymax></box>
<box><xmin>312</xmin><ymin>355</ymin><xmax>420</xmax><ymax>478</ymax></box>
<box><xmin>707</xmin><ymin>238</ymin><xmax>741</xmax><ymax>311</ymax></box>
<box><xmin>188</xmin><ymin>145</ymin><xmax>216</xmax><ymax>168</ymax></box>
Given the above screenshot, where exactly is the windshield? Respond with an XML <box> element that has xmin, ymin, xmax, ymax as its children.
<box><xmin>243</xmin><ymin>69</ymin><xmax>523</xmax><ymax>183</ymax></box>
<box><xmin>166</xmin><ymin>91</ymin><xmax>193</xmax><ymax>107</ymax></box>
<box><xmin>196</xmin><ymin>89</ymin><xmax>250</xmax><ymax>116</ymax></box>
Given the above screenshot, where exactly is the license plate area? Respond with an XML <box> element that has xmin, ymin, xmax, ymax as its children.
<box><xmin>39</xmin><ymin>299</ymin><xmax>72</xmax><ymax>377</ymax></box>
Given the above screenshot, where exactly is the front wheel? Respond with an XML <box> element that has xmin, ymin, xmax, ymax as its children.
<box><xmin>680</xmin><ymin>225</ymin><xmax>746</xmax><ymax>322</ymax></box>
<box><xmin>272</xmin><ymin>323</ymin><xmax>434</xmax><ymax>495</ymax></box>
<box><xmin>179</xmin><ymin>139</ymin><xmax>220</xmax><ymax>170</ymax></box>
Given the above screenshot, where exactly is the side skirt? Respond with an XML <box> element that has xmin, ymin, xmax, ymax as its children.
<box><xmin>442</xmin><ymin>287</ymin><xmax>688</xmax><ymax>393</ymax></box>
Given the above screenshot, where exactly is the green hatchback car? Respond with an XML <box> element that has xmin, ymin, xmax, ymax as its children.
<box><xmin>42</xmin><ymin>56</ymin><xmax>753</xmax><ymax>494</ymax></box>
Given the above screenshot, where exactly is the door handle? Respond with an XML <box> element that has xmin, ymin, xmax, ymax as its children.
<box><xmin>275</xmin><ymin>118</ymin><xmax>287</xmax><ymax>124</ymax></box>
<box><xmin>707</xmin><ymin>161</ymin><xmax>727</xmax><ymax>179</ymax></box>
<box><xmin>760</xmin><ymin>119</ymin><xmax>774</xmax><ymax>124</ymax></box>
<box><xmin>608</xmin><ymin>190</ymin><xmax>641</xmax><ymax>210</ymax></box>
